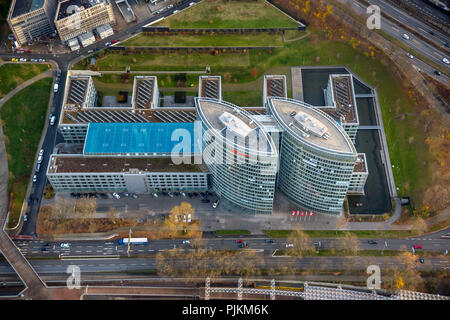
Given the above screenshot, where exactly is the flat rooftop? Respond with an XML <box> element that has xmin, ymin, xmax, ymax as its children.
<box><xmin>66</xmin><ymin>76</ymin><xmax>90</xmax><ymax>106</ymax></box>
<box><xmin>322</xmin><ymin>74</ymin><xmax>357</xmax><ymax>124</ymax></box>
<box><xmin>199</xmin><ymin>76</ymin><xmax>221</xmax><ymax>100</ymax></box>
<box><xmin>57</xmin><ymin>0</ymin><xmax>108</xmax><ymax>21</ymax></box>
<box><xmin>47</xmin><ymin>156</ymin><xmax>204</xmax><ymax>173</ymax></box>
<box><xmin>354</xmin><ymin>153</ymin><xmax>368</xmax><ymax>173</ymax></box>
<box><xmin>83</xmin><ymin>122</ymin><xmax>201</xmax><ymax>155</ymax></box>
<box><xmin>195</xmin><ymin>98</ymin><xmax>275</xmax><ymax>155</ymax></box>
<box><xmin>11</xmin><ymin>0</ymin><xmax>45</xmax><ymax>18</ymax></box>
<box><xmin>61</xmin><ymin>108</ymin><xmax>197</xmax><ymax>124</ymax></box>
<box><xmin>265</xmin><ymin>76</ymin><xmax>286</xmax><ymax>98</ymax></box>
<box><xmin>268</xmin><ymin>98</ymin><xmax>355</xmax><ymax>154</ymax></box>
<box><xmin>133</xmin><ymin>77</ymin><xmax>156</xmax><ymax>109</ymax></box>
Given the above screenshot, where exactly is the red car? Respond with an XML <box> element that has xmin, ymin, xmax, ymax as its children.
<box><xmin>111</xmin><ymin>40</ymin><xmax>118</xmax><ymax>44</ymax></box>
<box><xmin>236</xmin><ymin>239</ymin><xmax>243</xmax><ymax>243</ymax></box>
<box><xmin>413</xmin><ymin>244</ymin><xmax>422</xmax><ymax>249</ymax></box>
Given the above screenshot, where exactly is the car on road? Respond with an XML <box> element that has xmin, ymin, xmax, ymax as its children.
<box><xmin>53</xmin><ymin>83</ymin><xmax>58</xmax><ymax>93</ymax></box>
<box><xmin>286</xmin><ymin>243</ymin><xmax>294</xmax><ymax>248</ymax></box>
<box><xmin>173</xmin><ymin>10</ymin><xmax>179</xmax><ymax>14</ymax></box>
<box><xmin>189</xmin><ymin>2</ymin><xmax>195</xmax><ymax>5</ymax></box>
<box><xmin>155</xmin><ymin>10</ymin><xmax>161</xmax><ymax>14</ymax></box>
<box><xmin>434</xmin><ymin>70</ymin><xmax>441</xmax><ymax>76</ymax></box>
<box><xmin>402</xmin><ymin>33</ymin><xmax>410</xmax><ymax>40</ymax></box>
<box><xmin>8</xmin><ymin>34</ymin><xmax>14</xmax><ymax>40</ymax></box>
<box><xmin>152</xmin><ymin>192</ymin><xmax>158</xmax><ymax>198</ymax></box>
<box><xmin>42</xmin><ymin>242</ymin><xmax>49</xmax><ymax>246</ymax></box>
<box><xmin>182</xmin><ymin>240</ymin><xmax>190</xmax><ymax>244</ymax></box>
<box><xmin>368</xmin><ymin>240</ymin><xmax>377</xmax><ymax>245</ymax></box>
<box><xmin>406</xmin><ymin>52</ymin><xmax>414</xmax><ymax>59</ymax></box>
<box><xmin>112</xmin><ymin>192</ymin><xmax>120</xmax><ymax>199</ymax></box>
<box><xmin>443</xmin><ymin>57</ymin><xmax>449</xmax><ymax>64</ymax></box>
<box><xmin>413</xmin><ymin>244</ymin><xmax>422</xmax><ymax>249</ymax></box>
<box><xmin>180</xmin><ymin>191</ymin><xmax>186</xmax><ymax>197</ymax></box>
<box><xmin>105</xmin><ymin>42</ymin><xmax>111</xmax><ymax>47</ymax></box>
<box><xmin>265</xmin><ymin>239</ymin><xmax>274</xmax><ymax>243</ymax></box>
<box><xmin>39</xmin><ymin>149</ymin><xmax>44</xmax><ymax>157</ymax></box>
<box><xmin>32</xmin><ymin>175</ymin><xmax>37</xmax><ymax>183</ymax></box>
<box><xmin>30</xmin><ymin>58</ymin><xmax>38</xmax><ymax>62</ymax></box>
<box><xmin>35</xmin><ymin>163</ymin><xmax>41</xmax><ymax>173</ymax></box>
<box><xmin>236</xmin><ymin>239</ymin><xmax>243</xmax><ymax>243</ymax></box>
<box><xmin>187</xmin><ymin>213</ymin><xmax>191</xmax><ymax>223</ymax></box>
<box><xmin>167</xmin><ymin>4</ymin><xmax>174</xmax><ymax>9</ymax></box>
<box><xmin>212</xmin><ymin>199</ymin><xmax>220</xmax><ymax>209</ymax></box>
<box><xmin>23</xmin><ymin>215</ymin><xmax>28</xmax><ymax>222</ymax></box>
<box><xmin>111</xmin><ymin>40</ymin><xmax>118</xmax><ymax>44</ymax></box>
<box><xmin>123</xmin><ymin>192</ymin><xmax>129</xmax><ymax>197</ymax></box>
<box><xmin>11</xmin><ymin>58</ymin><xmax>18</xmax><ymax>62</ymax></box>
<box><xmin>168</xmin><ymin>192</ymin><xmax>174</xmax><ymax>198</ymax></box>
<box><xmin>60</xmin><ymin>243</ymin><xmax>70</xmax><ymax>248</ymax></box>
<box><xmin>19</xmin><ymin>58</ymin><xmax>27</xmax><ymax>62</ymax></box>
<box><xmin>418</xmin><ymin>258</ymin><xmax>425</xmax><ymax>264</ymax></box>
<box><xmin>49</xmin><ymin>115</ymin><xmax>56</xmax><ymax>126</ymax></box>
<box><xmin>131</xmin><ymin>193</ymin><xmax>138</xmax><ymax>199</ymax></box>
<box><xmin>40</xmin><ymin>247</ymin><xmax>47</xmax><ymax>251</ymax></box>
<box><xmin>39</xmin><ymin>58</ymin><xmax>45</xmax><ymax>62</ymax></box>
<box><xmin>37</xmin><ymin>154</ymin><xmax>43</xmax><ymax>164</ymax></box>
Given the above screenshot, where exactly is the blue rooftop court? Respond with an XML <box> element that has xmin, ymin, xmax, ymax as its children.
<box><xmin>83</xmin><ymin>122</ymin><xmax>201</xmax><ymax>155</ymax></box>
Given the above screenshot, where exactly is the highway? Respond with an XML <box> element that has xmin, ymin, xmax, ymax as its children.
<box><xmin>342</xmin><ymin>0</ymin><xmax>450</xmax><ymax>80</ymax></box>
<box><xmin>9</xmin><ymin>235</ymin><xmax>450</xmax><ymax>257</ymax></box>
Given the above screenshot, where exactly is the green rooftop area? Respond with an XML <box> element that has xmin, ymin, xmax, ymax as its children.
<box><xmin>155</xmin><ymin>0</ymin><xmax>299</xmax><ymax>29</ymax></box>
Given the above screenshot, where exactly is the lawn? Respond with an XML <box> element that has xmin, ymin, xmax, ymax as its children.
<box><xmin>1</xmin><ymin>77</ymin><xmax>53</xmax><ymax>228</ymax></box>
<box><xmin>156</xmin><ymin>0</ymin><xmax>299</xmax><ymax>29</ymax></box>
<box><xmin>121</xmin><ymin>33</ymin><xmax>284</xmax><ymax>47</ymax></box>
<box><xmin>263</xmin><ymin>230</ymin><xmax>419</xmax><ymax>238</ymax></box>
<box><xmin>214</xmin><ymin>229</ymin><xmax>251</xmax><ymax>235</ymax></box>
<box><xmin>0</xmin><ymin>63</ymin><xmax>50</xmax><ymax>98</ymax></box>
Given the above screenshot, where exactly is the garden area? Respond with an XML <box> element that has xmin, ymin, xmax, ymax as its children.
<box><xmin>155</xmin><ymin>0</ymin><xmax>299</xmax><ymax>29</ymax></box>
<box><xmin>1</xmin><ymin>77</ymin><xmax>53</xmax><ymax>228</ymax></box>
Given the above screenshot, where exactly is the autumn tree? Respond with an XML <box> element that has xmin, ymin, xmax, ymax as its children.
<box><xmin>336</xmin><ymin>232</ymin><xmax>360</xmax><ymax>256</ymax></box>
<box><xmin>286</xmin><ymin>230</ymin><xmax>314</xmax><ymax>256</ymax></box>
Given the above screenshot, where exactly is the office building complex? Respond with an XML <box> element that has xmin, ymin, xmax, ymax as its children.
<box><xmin>195</xmin><ymin>98</ymin><xmax>278</xmax><ymax>214</ymax></box>
<box><xmin>348</xmin><ymin>153</ymin><xmax>369</xmax><ymax>195</ymax></box>
<box><xmin>7</xmin><ymin>0</ymin><xmax>57</xmax><ymax>46</ymax></box>
<box><xmin>55</xmin><ymin>0</ymin><xmax>115</xmax><ymax>42</ymax></box>
<box><xmin>263</xmin><ymin>75</ymin><xmax>287</xmax><ymax>107</ymax></box>
<box><xmin>267</xmin><ymin>97</ymin><xmax>358</xmax><ymax>215</ymax></box>
<box><xmin>198</xmin><ymin>76</ymin><xmax>222</xmax><ymax>100</ymax></box>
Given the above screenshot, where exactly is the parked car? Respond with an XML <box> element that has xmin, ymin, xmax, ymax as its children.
<box><xmin>60</xmin><ymin>243</ymin><xmax>70</xmax><ymax>248</ymax></box>
<box><xmin>182</xmin><ymin>240</ymin><xmax>190</xmax><ymax>244</ymax></box>
<box><xmin>443</xmin><ymin>57</ymin><xmax>449</xmax><ymax>64</ymax></box>
<box><xmin>183</xmin><ymin>214</ymin><xmax>187</xmax><ymax>223</ymax></box>
<box><xmin>30</xmin><ymin>58</ymin><xmax>38</xmax><ymax>62</ymax></box>
<box><xmin>49</xmin><ymin>116</ymin><xmax>56</xmax><ymax>126</ymax></box>
<box><xmin>168</xmin><ymin>192</ymin><xmax>174</xmax><ymax>198</ymax></box>
<box><xmin>112</xmin><ymin>192</ymin><xmax>120</xmax><ymax>199</ymax></box>
<box><xmin>11</xmin><ymin>58</ymin><xmax>18</xmax><ymax>62</ymax></box>
<box><xmin>123</xmin><ymin>192</ymin><xmax>129</xmax><ymax>197</ymax></box>
<box><xmin>38</xmin><ymin>58</ymin><xmax>45</xmax><ymax>62</ymax></box>
<box><xmin>406</xmin><ymin>52</ymin><xmax>414</xmax><ymax>59</ymax></box>
<box><xmin>23</xmin><ymin>215</ymin><xmax>28</xmax><ymax>222</ymax></box>
<box><xmin>105</xmin><ymin>42</ymin><xmax>111</xmax><ymax>47</ymax></box>
<box><xmin>418</xmin><ymin>258</ymin><xmax>425</xmax><ymax>264</ymax></box>
<box><xmin>413</xmin><ymin>244</ymin><xmax>422</xmax><ymax>249</ymax></box>
<box><xmin>35</xmin><ymin>163</ymin><xmax>41</xmax><ymax>173</ymax></box>
<box><xmin>434</xmin><ymin>70</ymin><xmax>441</xmax><ymax>76</ymax></box>
<box><xmin>40</xmin><ymin>247</ymin><xmax>47</xmax><ymax>251</ymax></box>
<box><xmin>111</xmin><ymin>40</ymin><xmax>118</xmax><ymax>44</ymax></box>
<box><xmin>180</xmin><ymin>191</ymin><xmax>186</xmax><ymax>197</ymax></box>
<box><xmin>37</xmin><ymin>155</ymin><xmax>43</xmax><ymax>164</ymax></box>
<box><xmin>212</xmin><ymin>199</ymin><xmax>220</xmax><ymax>209</ymax></box>
<box><xmin>402</xmin><ymin>33</ymin><xmax>410</xmax><ymax>40</ymax></box>
<box><xmin>19</xmin><ymin>58</ymin><xmax>27</xmax><ymax>62</ymax></box>
<box><xmin>152</xmin><ymin>192</ymin><xmax>158</xmax><ymax>198</ymax></box>
<box><xmin>236</xmin><ymin>239</ymin><xmax>243</xmax><ymax>243</ymax></box>
<box><xmin>167</xmin><ymin>4</ymin><xmax>174</xmax><ymax>9</ymax></box>
<box><xmin>173</xmin><ymin>10</ymin><xmax>179</xmax><ymax>14</ymax></box>
<box><xmin>32</xmin><ymin>175</ymin><xmax>37</xmax><ymax>183</ymax></box>
<box><xmin>368</xmin><ymin>240</ymin><xmax>378</xmax><ymax>245</ymax></box>
<box><xmin>87</xmin><ymin>50</ymin><xmax>94</xmax><ymax>53</ymax></box>
<box><xmin>189</xmin><ymin>2</ymin><xmax>195</xmax><ymax>5</ymax></box>
<box><xmin>39</xmin><ymin>149</ymin><xmax>44</xmax><ymax>157</ymax></box>
<box><xmin>8</xmin><ymin>34</ymin><xmax>14</xmax><ymax>40</ymax></box>
<box><xmin>286</xmin><ymin>243</ymin><xmax>294</xmax><ymax>248</ymax></box>
<box><xmin>131</xmin><ymin>193</ymin><xmax>138</xmax><ymax>199</ymax></box>
<box><xmin>187</xmin><ymin>213</ymin><xmax>191</xmax><ymax>223</ymax></box>
<box><xmin>265</xmin><ymin>239</ymin><xmax>274</xmax><ymax>243</ymax></box>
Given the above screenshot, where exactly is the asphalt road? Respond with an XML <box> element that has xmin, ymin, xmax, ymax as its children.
<box><xmin>10</xmin><ymin>236</ymin><xmax>450</xmax><ymax>258</ymax></box>
<box><xmin>345</xmin><ymin>0</ymin><xmax>450</xmax><ymax>78</ymax></box>
<box><xmin>0</xmin><ymin>255</ymin><xmax>448</xmax><ymax>275</ymax></box>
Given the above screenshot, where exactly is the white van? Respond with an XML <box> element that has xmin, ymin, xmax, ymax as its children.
<box><xmin>53</xmin><ymin>83</ymin><xmax>59</xmax><ymax>92</ymax></box>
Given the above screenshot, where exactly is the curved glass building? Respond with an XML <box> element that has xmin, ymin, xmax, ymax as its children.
<box><xmin>195</xmin><ymin>97</ymin><xmax>278</xmax><ymax>214</ymax></box>
<box><xmin>267</xmin><ymin>97</ymin><xmax>357</xmax><ymax>215</ymax></box>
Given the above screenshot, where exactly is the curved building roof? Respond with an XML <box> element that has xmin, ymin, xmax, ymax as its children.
<box><xmin>268</xmin><ymin>98</ymin><xmax>356</xmax><ymax>155</ymax></box>
<box><xmin>195</xmin><ymin>97</ymin><xmax>277</xmax><ymax>157</ymax></box>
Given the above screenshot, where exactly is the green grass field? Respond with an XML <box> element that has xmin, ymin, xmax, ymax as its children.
<box><xmin>156</xmin><ymin>0</ymin><xmax>298</xmax><ymax>29</ymax></box>
<box><xmin>214</xmin><ymin>229</ymin><xmax>251</xmax><ymax>235</ymax></box>
<box><xmin>0</xmin><ymin>63</ymin><xmax>50</xmax><ymax>97</ymax></box>
<box><xmin>1</xmin><ymin>77</ymin><xmax>53</xmax><ymax>228</ymax></box>
<box><xmin>121</xmin><ymin>33</ymin><xmax>284</xmax><ymax>47</ymax></box>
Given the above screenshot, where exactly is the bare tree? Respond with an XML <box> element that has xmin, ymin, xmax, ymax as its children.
<box><xmin>286</xmin><ymin>230</ymin><xmax>314</xmax><ymax>257</ymax></box>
